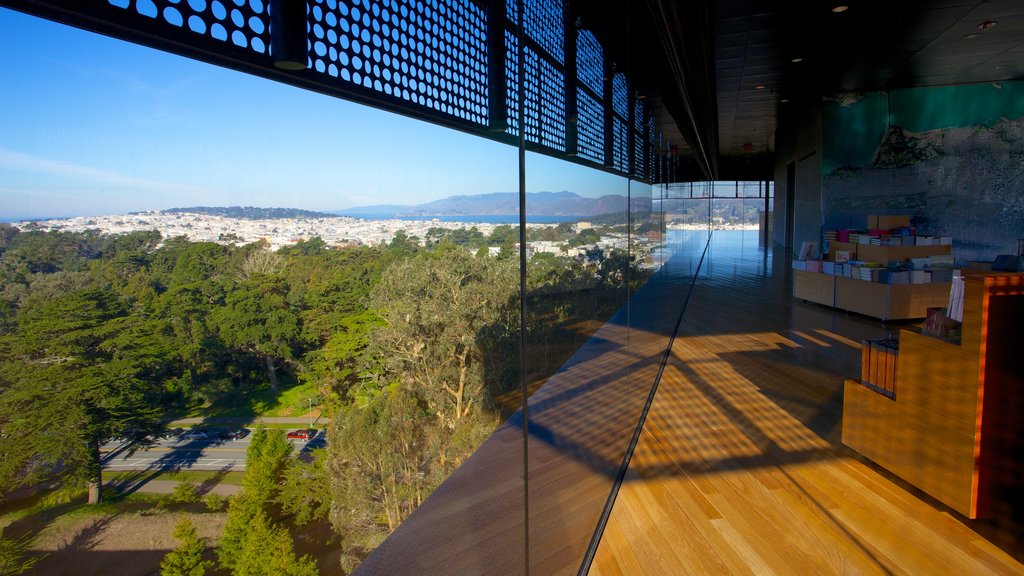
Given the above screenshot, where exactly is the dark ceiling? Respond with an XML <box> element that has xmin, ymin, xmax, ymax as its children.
<box><xmin>594</xmin><ymin>0</ymin><xmax>1024</xmax><ymax>181</ymax></box>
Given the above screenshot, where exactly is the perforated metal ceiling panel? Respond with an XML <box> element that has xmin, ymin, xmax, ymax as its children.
<box><xmin>6</xmin><ymin>0</ymin><xmax>681</xmax><ymax>183</ymax></box>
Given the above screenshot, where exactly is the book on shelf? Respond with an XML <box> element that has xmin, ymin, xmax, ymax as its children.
<box><xmin>888</xmin><ymin>270</ymin><xmax>910</xmax><ymax>284</ymax></box>
<box><xmin>798</xmin><ymin>241</ymin><xmax>818</xmax><ymax>260</ymax></box>
<box><xmin>947</xmin><ymin>274</ymin><xmax>965</xmax><ymax>322</ymax></box>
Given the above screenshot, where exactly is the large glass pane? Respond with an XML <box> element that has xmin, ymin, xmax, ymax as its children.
<box><xmin>521</xmin><ymin>154</ymin><xmax>630</xmax><ymax>567</ymax></box>
<box><xmin>0</xmin><ymin>8</ymin><xmax>519</xmax><ymax>574</ymax></box>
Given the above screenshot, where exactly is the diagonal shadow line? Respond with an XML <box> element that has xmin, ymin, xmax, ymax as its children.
<box><xmin>576</xmin><ymin>230</ymin><xmax>714</xmax><ymax>575</ymax></box>
<box><xmin>669</xmin><ymin>346</ymin><xmax>896</xmax><ymax>575</ymax></box>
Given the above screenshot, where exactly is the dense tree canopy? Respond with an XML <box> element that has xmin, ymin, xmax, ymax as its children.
<box><xmin>0</xmin><ymin>221</ymin><xmax>653</xmax><ymax>568</ymax></box>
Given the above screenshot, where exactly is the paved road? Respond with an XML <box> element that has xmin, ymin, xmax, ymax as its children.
<box><xmin>101</xmin><ymin>429</ymin><xmax>326</xmax><ymax>472</ymax></box>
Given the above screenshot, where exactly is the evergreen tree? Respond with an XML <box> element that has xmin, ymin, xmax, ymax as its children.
<box><xmin>0</xmin><ymin>289</ymin><xmax>162</xmax><ymax>503</ymax></box>
<box><xmin>0</xmin><ymin>529</ymin><xmax>37</xmax><ymax>576</ymax></box>
<box><xmin>160</xmin><ymin>516</ymin><xmax>212</xmax><ymax>576</ymax></box>
<box><xmin>218</xmin><ymin>428</ymin><xmax>292</xmax><ymax>571</ymax></box>
<box><xmin>213</xmin><ymin>276</ymin><xmax>299</xmax><ymax>392</ymax></box>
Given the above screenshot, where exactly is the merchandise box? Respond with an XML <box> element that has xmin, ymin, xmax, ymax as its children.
<box><xmin>868</xmin><ymin>214</ymin><xmax>911</xmax><ymax>230</ymax></box>
<box><xmin>827</xmin><ymin>241</ymin><xmax>858</xmax><ymax>262</ymax></box>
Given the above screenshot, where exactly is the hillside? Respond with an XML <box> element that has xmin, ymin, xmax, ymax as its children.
<box><xmin>164</xmin><ymin>206</ymin><xmax>338</xmax><ymax>220</ymax></box>
<box><xmin>337</xmin><ymin>191</ymin><xmax>650</xmax><ymax>218</ymax></box>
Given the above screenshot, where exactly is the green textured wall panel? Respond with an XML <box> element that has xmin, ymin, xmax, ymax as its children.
<box><xmin>889</xmin><ymin>81</ymin><xmax>1024</xmax><ymax>132</ymax></box>
<box><xmin>821</xmin><ymin>93</ymin><xmax>888</xmax><ymax>175</ymax></box>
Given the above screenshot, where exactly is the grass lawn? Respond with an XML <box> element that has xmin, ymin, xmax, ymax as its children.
<box><xmin>104</xmin><ymin>469</ymin><xmax>245</xmax><ymax>485</ymax></box>
<box><xmin>1</xmin><ymin>489</ymin><xmax>166</xmax><ymax>533</ymax></box>
<box><xmin>177</xmin><ymin>377</ymin><xmax>324</xmax><ymax>420</ymax></box>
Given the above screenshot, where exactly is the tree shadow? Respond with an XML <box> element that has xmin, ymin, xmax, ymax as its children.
<box><xmin>57</xmin><ymin>515</ymin><xmax>115</xmax><ymax>553</ymax></box>
<box><xmin>196</xmin><ymin>466</ymin><xmax>234</xmax><ymax>496</ymax></box>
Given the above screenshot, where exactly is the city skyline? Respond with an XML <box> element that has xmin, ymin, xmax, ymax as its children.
<box><xmin>0</xmin><ymin>7</ymin><xmax>632</xmax><ymax>220</ymax></box>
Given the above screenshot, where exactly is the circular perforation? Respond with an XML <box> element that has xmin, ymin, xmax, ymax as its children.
<box><xmin>107</xmin><ymin>0</ymin><xmax>269</xmax><ymax>53</ymax></box>
<box><xmin>310</xmin><ymin>0</ymin><xmax>489</xmax><ymax>125</ymax></box>
<box><xmin>577</xmin><ymin>29</ymin><xmax>602</xmax><ymax>97</ymax></box>
<box><xmin>576</xmin><ymin>90</ymin><xmax>603</xmax><ymax>163</ymax></box>
<box><xmin>504</xmin><ymin>29</ymin><xmax>520</xmax><ymax>136</ymax></box>
<box><xmin>522</xmin><ymin>0</ymin><xmax>563</xmax><ymax>65</ymax></box>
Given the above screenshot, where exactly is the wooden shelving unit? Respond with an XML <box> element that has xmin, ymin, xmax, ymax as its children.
<box><xmin>794</xmin><ymin>237</ymin><xmax>953</xmax><ymax>320</ymax></box>
<box><xmin>792</xmin><ymin>269</ymin><xmax>950</xmax><ymax>320</ymax></box>
<box><xmin>842</xmin><ymin>272</ymin><xmax>1024</xmax><ymax>518</ymax></box>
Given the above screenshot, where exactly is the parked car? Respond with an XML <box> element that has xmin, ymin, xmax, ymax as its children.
<box><xmin>286</xmin><ymin>429</ymin><xmax>315</xmax><ymax>441</ymax></box>
<box><xmin>226</xmin><ymin>428</ymin><xmax>250</xmax><ymax>441</ymax></box>
<box><xmin>179</xmin><ymin>430</ymin><xmax>209</xmax><ymax>441</ymax></box>
<box><xmin>160</xmin><ymin>427</ymin><xmax>184</xmax><ymax>439</ymax></box>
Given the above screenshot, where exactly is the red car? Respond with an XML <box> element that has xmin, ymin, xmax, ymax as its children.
<box><xmin>286</xmin><ymin>429</ymin><xmax>314</xmax><ymax>441</ymax></box>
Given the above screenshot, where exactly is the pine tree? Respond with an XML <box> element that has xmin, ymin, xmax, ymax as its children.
<box><xmin>217</xmin><ymin>428</ymin><xmax>292</xmax><ymax>571</ymax></box>
<box><xmin>160</xmin><ymin>516</ymin><xmax>212</xmax><ymax>576</ymax></box>
<box><xmin>233</xmin><ymin>510</ymin><xmax>318</xmax><ymax>576</ymax></box>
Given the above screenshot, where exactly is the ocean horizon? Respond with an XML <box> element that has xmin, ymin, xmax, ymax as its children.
<box><xmin>347</xmin><ymin>213</ymin><xmax>577</xmax><ymax>224</ymax></box>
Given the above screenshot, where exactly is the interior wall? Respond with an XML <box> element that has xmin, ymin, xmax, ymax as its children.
<box><xmin>820</xmin><ymin>81</ymin><xmax>1024</xmax><ymax>263</ymax></box>
<box><xmin>772</xmin><ymin>104</ymin><xmax>822</xmax><ymax>252</ymax></box>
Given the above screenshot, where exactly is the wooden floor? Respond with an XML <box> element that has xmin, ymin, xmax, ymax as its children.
<box><xmin>590</xmin><ymin>231</ymin><xmax>1024</xmax><ymax>575</ymax></box>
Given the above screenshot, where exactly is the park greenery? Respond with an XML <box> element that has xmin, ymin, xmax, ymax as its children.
<box><xmin>0</xmin><ymin>218</ymin><xmax>654</xmax><ymax>571</ymax></box>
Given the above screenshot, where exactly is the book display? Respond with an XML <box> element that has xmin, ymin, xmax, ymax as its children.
<box><xmin>841</xmin><ymin>272</ymin><xmax>1024</xmax><ymax>519</ymax></box>
<box><xmin>793</xmin><ymin>215</ymin><xmax>953</xmax><ymax>320</ymax></box>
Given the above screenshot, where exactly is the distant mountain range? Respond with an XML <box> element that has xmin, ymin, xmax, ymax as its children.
<box><xmin>164</xmin><ymin>206</ymin><xmax>337</xmax><ymax>219</ymax></box>
<box><xmin>336</xmin><ymin>191</ymin><xmax>650</xmax><ymax>218</ymax></box>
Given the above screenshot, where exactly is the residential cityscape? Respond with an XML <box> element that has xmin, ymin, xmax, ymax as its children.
<box><xmin>10</xmin><ymin>208</ymin><xmax>678</xmax><ymax>261</ymax></box>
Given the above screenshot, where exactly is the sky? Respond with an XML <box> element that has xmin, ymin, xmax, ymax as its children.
<box><xmin>0</xmin><ymin>7</ymin><xmax>632</xmax><ymax>219</ymax></box>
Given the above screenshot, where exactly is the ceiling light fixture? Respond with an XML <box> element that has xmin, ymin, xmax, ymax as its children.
<box><xmin>755</xmin><ymin>84</ymin><xmax>766</xmax><ymax>90</ymax></box>
<box><xmin>977</xmin><ymin>20</ymin><xmax>998</xmax><ymax>30</ymax></box>
<box><xmin>791</xmin><ymin>57</ymin><xmax>804</xmax><ymax>63</ymax></box>
<box><xmin>780</xmin><ymin>99</ymin><xmax>790</xmax><ymax>103</ymax></box>
<box><xmin>962</xmin><ymin>33</ymin><xmax>979</xmax><ymax>40</ymax></box>
<box><xmin>832</xmin><ymin>5</ymin><xmax>848</xmax><ymax>13</ymax></box>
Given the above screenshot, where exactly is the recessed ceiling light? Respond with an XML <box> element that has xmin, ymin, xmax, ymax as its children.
<box><xmin>977</xmin><ymin>20</ymin><xmax>998</xmax><ymax>30</ymax></box>
<box><xmin>963</xmin><ymin>33</ymin><xmax>979</xmax><ymax>40</ymax></box>
<box><xmin>755</xmin><ymin>84</ymin><xmax>766</xmax><ymax>90</ymax></box>
<box><xmin>781</xmin><ymin>99</ymin><xmax>790</xmax><ymax>103</ymax></box>
<box><xmin>832</xmin><ymin>5</ymin><xmax>849</xmax><ymax>13</ymax></box>
<box><xmin>791</xmin><ymin>57</ymin><xmax>804</xmax><ymax>63</ymax></box>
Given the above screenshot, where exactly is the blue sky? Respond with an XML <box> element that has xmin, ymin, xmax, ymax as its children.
<box><xmin>0</xmin><ymin>7</ymin><xmax>630</xmax><ymax>219</ymax></box>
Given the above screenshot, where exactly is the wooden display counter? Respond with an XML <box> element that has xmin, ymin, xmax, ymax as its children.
<box><xmin>842</xmin><ymin>272</ymin><xmax>1024</xmax><ymax>518</ymax></box>
<box><xmin>834</xmin><ymin>277</ymin><xmax>950</xmax><ymax>320</ymax></box>
<box><xmin>792</xmin><ymin>269</ymin><xmax>834</xmax><ymax>307</ymax></box>
<box><xmin>792</xmin><ymin>269</ymin><xmax>950</xmax><ymax>320</ymax></box>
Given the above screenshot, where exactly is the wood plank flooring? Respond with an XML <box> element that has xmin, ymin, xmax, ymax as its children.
<box><xmin>590</xmin><ymin>231</ymin><xmax>1024</xmax><ymax>575</ymax></box>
